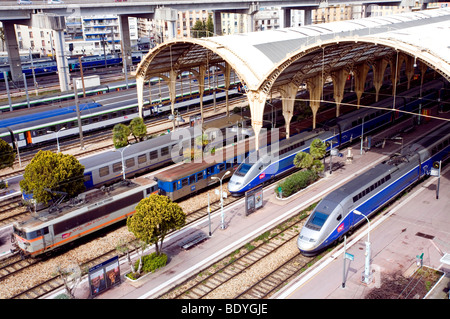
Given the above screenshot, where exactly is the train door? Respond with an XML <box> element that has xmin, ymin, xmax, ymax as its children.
<box><xmin>25</xmin><ymin>131</ymin><xmax>32</xmax><ymax>146</ymax></box>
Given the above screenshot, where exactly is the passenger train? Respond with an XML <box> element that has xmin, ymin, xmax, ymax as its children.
<box><xmin>12</xmin><ymin>177</ymin><xmax>159</xmax><ymax>258</ymax></box>
<box><xmin>297</xmin><ymin>121</ymin><xmax>450</xmax><ymax>256</ymax></box>
<box><xmin>227</xmin><ymin>79</ymin><xmax>447</xmax><ymax>196</ymax></box>
<box><xmin>79</xmin><ymin>113</ymin><xmax>250</xmax><ymax>190</ymax></box>
<box><xmin>0</xmin><ymin>84</ymin><xmax>241</xmax><ymax>150</ymax></box>
<box><xmin>11</xmin><ymin>119</ymin><xmax>256</xmax><ymax>258</ymax></box>
<box><xmin>0</xmin><ymin>52</ymin><xmax>145</xmax><ymax>81</ymax></box>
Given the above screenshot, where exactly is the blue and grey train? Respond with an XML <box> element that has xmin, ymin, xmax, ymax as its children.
<box><xmin>0</xmin><ymin>53</ymin><xmax>144</xmax><ymax>81</ymax></box>
<box><xmin>297</xmin><ymin>121</ymin><xmax>450</xmax><ymax>256</ymax></box>
<box><xmin>227</xmin><ymin>79</ymin><xmax>446</xmax><ymax>196</ymax></box>
<box><xmin>0</xmin><ymin>85</ymin><xmax>240</xmax><ymax>150</ymax></box>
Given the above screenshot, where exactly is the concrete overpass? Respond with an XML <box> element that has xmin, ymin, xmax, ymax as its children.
<box><xmin>135</xmin><ymin>8</ymin><xmax>450</xmax><ymax>149</ymax></box>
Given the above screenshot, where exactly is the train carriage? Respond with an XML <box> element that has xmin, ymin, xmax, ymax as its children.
<box><xmin>12</xmin><ymin>178</ymin><xmax>158</xmax><ymax>258</ymax></box>
<box><xmin>155</xmin><ymin>132</ymin><xmax>264</xmax><ymax>201</ymax></box>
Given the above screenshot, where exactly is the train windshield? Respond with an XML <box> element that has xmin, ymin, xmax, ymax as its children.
<box><xmin>235</xmin><ymin>163</ymin><xmax>252</xmax><ymax>176</ymax></box>
<box><xmin>306</xmin><ymin>211</ymin><xmax>329</xmax><ymax>231</ymax></box>
<box><xmin>13</xmin><ymin>226</ymin><xmax>26</xmax><ymax>238</ymax></box>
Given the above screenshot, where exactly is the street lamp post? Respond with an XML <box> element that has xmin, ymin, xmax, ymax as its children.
<box><xmin>168</xmin><ymin>113</ymin><xmax>185</xmax><ymax>131</ymax></box>
<box><xmin>354</xmin><ymin>210</ymin><xmax>372</xmax><ymax>284</ymax></box>
<box><xmin>47</xmin><ymin>127</ymin><xmax>66</xmax><ymax>153</ymax></box>
<box><xmin>114</xmin><ymin>145</ymin><xmax>130</xmax><ymax>180</ymax></box>
<box><xmin>211</xmin><ymin>171</ymin><xmax>231</xmax><ymax>230</ymax></box>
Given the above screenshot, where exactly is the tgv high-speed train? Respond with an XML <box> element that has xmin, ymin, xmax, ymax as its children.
<box><xmin>227</xmin><ymin>79</ymin><xmax>446</xmax><ymax>196</ymax></box>
<box><xmin>297</xmin><ymin>121</ymin><xmax>450</xmax><ymax>256</ymax></box>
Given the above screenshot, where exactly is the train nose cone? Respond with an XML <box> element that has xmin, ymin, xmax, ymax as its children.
<box><xmin>297</xmin><ymin>234</ymin><xmax>317</xmax><ymax>254</ymax></box>
<box><xmin>227</xmin><ymin>176</ymin><xmax>241</xmax><ymax>194</ymax></box>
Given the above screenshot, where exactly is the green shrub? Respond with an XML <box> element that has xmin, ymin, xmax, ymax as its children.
<box><xmin>276</xmin><ymin>170</ymin><xmax>318</xmax><ymax>198</ymax></box>
<box><xmin>134</xmin><ymin>252</ymin><xmax>168</xmax><ymax>274</ymax></box>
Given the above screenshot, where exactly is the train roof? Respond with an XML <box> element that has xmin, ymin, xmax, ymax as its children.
<box><xmin>154</xmin><ymin>137</ymin><xmax>255</xmax><ymax>182</ymax></box>
<box><xmin>0</xmin><ymin>102</ymin><xmax>102</xmax><ymax>129</ymax></box>
<box><xmin>13</xmin><ymin>177</ymin><xmax>154</xmax><ymax>231</ymax></box>
<box><xmin>79</xmin><ymin>114</ymin><xmax>245</xmax><ymax>170</ymax></box>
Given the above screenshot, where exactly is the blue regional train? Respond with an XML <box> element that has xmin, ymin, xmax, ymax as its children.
<box><xmin>297</xmin><ymin>121</ymin><xmax>450</xmax><ymax>256</ymax></box>
<box><xmin>0</xmin><ymin>53</ymin><xmax>144</xmax><ymax>81</ymax></box>
<box><xmin>227</xmin><ymin>79</ymin><xmax>446</xmax><ymax>196</ymax></box>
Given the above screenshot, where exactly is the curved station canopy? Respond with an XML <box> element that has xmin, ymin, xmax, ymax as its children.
<box><xmin>136</xmin><ymin>8</ymin><xmax>450</xmax><ymax>149</ymax></box>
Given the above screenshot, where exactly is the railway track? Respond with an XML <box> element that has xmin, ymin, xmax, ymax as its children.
<box><xmin>2</xmin><ymin>187</ymin><xmax>238</xmax><ymax>299</ymax></box>
<box><xmin>0</xmin><ymin>97</ymin><xmax>246</xmax><ymax>181</ymax></box>
<box><xmin>160</xmin><ymin>204</ymin><xmax>319</xmax><ymax>299</ymax></box>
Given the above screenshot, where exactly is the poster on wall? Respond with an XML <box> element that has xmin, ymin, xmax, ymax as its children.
<box><xmin>245</xmin><ymin>186</ymin><xmax>264</xmax><ymax>216</ymax></box>
<box><xmin>88</xmin><ymin>255</ymin><xmax>121</xmax><ymax>298</ymax></box>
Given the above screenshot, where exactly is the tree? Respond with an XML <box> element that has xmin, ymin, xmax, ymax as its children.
<box><xmin>192</xmin><ymin>20</ymin><xmax>206</xmax><ymax>38</ymax></box>
<box><xmin>127</xmin><ymin>194</ymin><xmax>186</xmax><ymax>256</ymax></box>
<box><xmin>0</xmin><ymin>139</ymin><xmax>16</xmax><ymax>170</ymax></box>
<box><xmin>309</xmin><ymin>138</ymin><xmax>326</xmax><ymax>160</ymax></box>
<box><xmin>112</xmin><ymin>123</ymin><xmax>130</xmax><ymax>148</ymax></box>
<box><xmin>206</xmin><ymin>14</ymin><xmax>214</xmax><ymax>36</ymax></box>
<box><xmin>129</xmin><ymin>117</ymin><xmax>147</xmax><ymax>142</ymax></box>
<box><xmin>294</xmin><ymin>151</ymin><xmax>313</xmax><ymax>169</ymax></box>
<box><xmin>293</xmin><ymin>139</ymin><xmax>326</xmax><ymax>173</ymax></box>
<box><xmin>19</xmin><ymin>150</ymin><xmax>85</xmax><ymax>205</ymax></box>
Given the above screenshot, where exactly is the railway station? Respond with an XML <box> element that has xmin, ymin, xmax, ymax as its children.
<box><xmin>0</xmin><ymin>5</ymin><xmax>449</xmax><ymax>303</ymax></box>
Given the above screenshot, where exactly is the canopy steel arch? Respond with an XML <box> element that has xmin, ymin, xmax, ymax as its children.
<box><xmin>135</xmin><ymin>8</ymin><xmax>450</xmax><ymax>149</ymax></box>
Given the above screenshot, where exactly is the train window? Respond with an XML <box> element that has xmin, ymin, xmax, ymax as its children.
<box><xmin>113</xmin><ymin>162</ymin><xmax>122</xmax><ymax>172</ymax></box>
<box><xmin>82</xmin><ymin>119</ymin><xmax>90</xmax><ymax>126</ymax></box>
<box><xmin>161</xmin><ymin>147</ymin><xmax>169</xmax><ymax>156</ymax></box>
<box><xmin>126</xmin><ymin>158</ymin><xmax>135</xmax><ymax>168</ymax></box>
<box><xmin>385</xmin><ymin>174</ymin><xmax>391</xmax><ymax>181</ymax></box>
<box><xmin>138</xmin><ymin>154</ymin><xmax>147</xmax><ymax>164</ymax></box>
<box><xmin>99</xmin><ymin>166</ymin><xmax>110</xmax><ymax>177</ymax></box>
<box><xmin>172</xmin><ymin>182</ymin><xmax>177</xmax><ymax>191</ymax></box>
<box><xmin>196</xmin><ymin>172</ymin><xmax>203</xmax><ymax>180</ymax></box>
<box><xmin>181</xmin><ymin>178</ymin><xmax>188</xmax><ymax>187</ymax></box>
<box><xmin>353</xmin><ymin>195</ymin><xmax>358</xmax><ymax>203</ymax></box>
<box><xmin>218</xmin><ymin>163</ymin><xmax>225</xmax><ymax>171</ymax></box>
<box><xmin>101</xmin><ymin>115</ymin><xmax>109</xmax><ymax>121</ymax></box>
<box><xmin>150</xmin><ymin>150</ymin><xmax>158</xmax><ymax>160</ymax></box>
<box><xmin>309</xmin><ymin>211</ymin><xmax>328</xmax><ymax>228</ymax></box>
<box><xmin>207</xmin><ymin>166</ymin><xmax>215</xmax><ymax>175</ymax></box>
<box><xmin>336</xmin><ymin>214</ymin><xmax>342</xmax><ymax>221</ymax></box>
<box><xmin>352</xmin><ymin>121</ymin><xmax>357</xmax><ymax>127</ymax></box>
<box><xmin>189</xmin><ymin>175</ymin><xmax>196</xmax><ymax>184</ymax></box>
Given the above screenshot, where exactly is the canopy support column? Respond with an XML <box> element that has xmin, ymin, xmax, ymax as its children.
<box><xmin>279</xmin><ymin>83</ymin><xmax>298</xmax><ymax>139</ymax></box>
<box><xmin>247</xmin><ymin>90</ymin><xmax>268</xmax><ymax>150</ymax></box>
<box><xmin>354</xmin><ymin>63</ymin><xmax>370</xmax><ymax>108</ymax></box>
<box><xmin>169</xmin><ymin>69</ymin><xmax>177</xmax><ymax>130</ymax></box>
<box><xmin>198</xmin><ymin>65</ymin><xmax>206</xmax><ymax>122</ymax></box>
<box><xmin>306</xmin><ymin>75</ymin><xmax>322</xmax><ymax>129</ymax></box>
<box><xmin>331</xmin><ymin>68</ymin><xmax>349</xmax><ymax>117</ymax></box>
<box><xmin>224</xmin><ymin>63</ymin><xmax>231</xmax><ymax>117</ymax></box>
<box><xmin>372</xmin><ymin>59</ymin><xmax>389</xmax><ymax>102</ymax></box>
<box><xmin>137</xmin><ymin>75</ymin><xmax>145</xmax><ymax>118</ymax></box>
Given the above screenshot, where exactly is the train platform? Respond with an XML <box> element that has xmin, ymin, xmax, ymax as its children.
<box><xmin>274</xmin><ymin>165</ymin><xmax>450</xmax><ymax>300</ymax></box>
<box><xmin>41</xmin><ymin>115</ymin><xmax>449</xmax><ymax>302</ymax></box>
